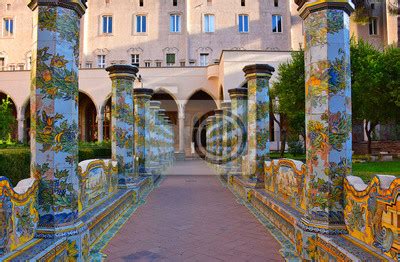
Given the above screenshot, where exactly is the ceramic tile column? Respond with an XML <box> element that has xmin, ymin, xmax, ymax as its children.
<box><xmin>178</xmin><ymin>101</ymin><xmax>185</xmax><ymax>155</ymax></box>
<box><xmin>297</xmin><ymin>0</ymin><xmax>354</xmax><ymax>234</ymax></box>
<box><xmin>205</xmin><ymin>117</ymin><xmax>213</xmax><ymax>162</ymax></box>
<box><xmin>221</xmin><ymin>102</ymin><xmax>232</xmax><ymax>174</ymax></box>
<box><xmin>28</xmin><ymin>0</ymin><xmax>87</xmax><ymax>238</ymax></box>
<box><xmin>207</xmin><ymin>115</ymin><xmax>217</xmax><ymax>163</ymax></box>
<box><xmin>214</xmin><ymin>110</ymin><xmax>224</xmax><ymax>170</ymax></box>
<box><xmin>243</xmin><ymin>64</ymin><xmax>274</xmax><ymax>187</ymax></box>
<box><xmin>106</xmin><ymin>65</ymin><xmax>137</xmax><ymax>186</ymax></box>
<box><xmin>228</xmin><ymin>88</ymin><xmax>248</xmax><ymax>175</ymax></box>
<box><xmin>149</xmin><ymin>101</ymin><xmax>161</xmax><ymax>175</ymax></box>
<box><xmin>158</xmin><ymin>110</ymin><xmax>167</xmax><ymax>168</ymax></box>
<box><xmin>133</xmin><ymin>88</ymin><xmax>154</xmax><ymax>176</ymax></box>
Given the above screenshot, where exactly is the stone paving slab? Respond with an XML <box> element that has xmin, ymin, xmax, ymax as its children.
<box><xmin>103</xmin><ymin>160</ymin><xmax>284</xmax><ymax>261</ymax></box>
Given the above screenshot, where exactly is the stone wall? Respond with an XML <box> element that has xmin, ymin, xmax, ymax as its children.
<box><xmin>353</xmin><ymin>141</ymin><xmax>400</xmax><ymax>155</ymax></box>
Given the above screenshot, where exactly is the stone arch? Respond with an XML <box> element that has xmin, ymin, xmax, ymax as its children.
<box><xmin>79</xmin><ymin>91</ymin><xmax>97</xmax><ymax>142</ymax></box>
<box><xmin>185</xmin><ymin>88</ymin><xmax>218</xmax><ymax>105</ymax></box>
<box><xmin>185</xmin><ymin>90</ymin><xmax>218</xmax><ymax>157</ymax></box>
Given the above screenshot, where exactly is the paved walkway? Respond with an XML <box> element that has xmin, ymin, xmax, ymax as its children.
<box><xmin>103</xmin><ymin>160</ymin><xmax>284</xmax><ymax>262</ymax></box>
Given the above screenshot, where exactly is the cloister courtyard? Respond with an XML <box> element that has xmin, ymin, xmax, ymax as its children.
<box><xmin>1</xmin><ymin>0</ymin><xmax>400</xmax><ymax>261</ymax></box>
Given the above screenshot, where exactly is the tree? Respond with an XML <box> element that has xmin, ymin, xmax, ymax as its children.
<box><xmin>271</xmin><ymin>50</ymin><xmax>305</xmax><ymax>156</ymax></box>
<box><xmin>351</xmin><ymin>39</ymin><xmax>400</xmax><ymax>154</ymax></box>
<box><xmin>0</xmin><ymin>96</ymin><xmax>16</xmax><ymax>142</ymax></box>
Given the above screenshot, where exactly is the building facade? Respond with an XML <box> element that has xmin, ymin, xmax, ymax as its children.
<box><xmin>0</xmin><ymin>0</ymin><xmax>399</xmax><ymax>156</ymax></box>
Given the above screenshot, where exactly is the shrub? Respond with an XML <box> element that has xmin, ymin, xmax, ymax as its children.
<box><xmin>0</xmin><ymin>143</ymin><xmax>112</xmax><ymax>186</ymax></box>
<box><xmin>0</xmin><ymin>148</ymin><xmax>30</xmax><ymax>186</ymax></box>
<box><xmin>288</xmin><ymin>141</ymin><xmax>305</xmax><ymax>156</ymax></box>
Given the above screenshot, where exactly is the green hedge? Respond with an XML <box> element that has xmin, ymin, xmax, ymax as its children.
<box><xmin>0</xmin><ymin>144</ymin><xmax>111</xmax><ymax>186</ymax></box>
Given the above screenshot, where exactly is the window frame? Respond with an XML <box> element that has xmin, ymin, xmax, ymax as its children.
<box><xmin>238</xmin><ymin>14</ymin><xmax>249</xmax><ymax>33</ymax></box>
<box><xmin>272</xmin><ymin>14</ymin><xmax>282</xmax><ymax>33</ymax></box>
<box><xmin>203</xmin><ymin>14</ymin><xmax>215</xmax><ymax>33</ymax></box>
<box><xmin>101</xmin><ymin>15</ymin><xmax>113</xmax><ymax>35</ymax></box>
<box><xmin>199</xmin><ymin>53</ymin><xmax>209</xmax><ymax>66</ymax></box>
<box><xmin>170</xmin><ymin>14</ymin><xmax>181</xmax><ymax>33</ymax></box>
<box><xmin>135</xmin><ymin>14</ymin><xmax>147</xmax><ymax>33</ymax></box>
<box><xmin>131</xmin><ymin>54</ymin><xmax>140</xmax><ymax>66</ymax></box>
<box><xmin>97</xmin><ymin>55</ymin><xmax>106</xmax><ymax>68</ymax></box>
<box><xmin>166</xmin><ymin>53</ymin><xmax>176</xmax><ymax>66</ymax></box>
<box><xmin>369</xmin><ymin>17</ymin><xmax>378</xmax><ymax>36</ymax></box>
<box><xmin>2</xmin><ymin>17</ymin><xmax>14</xmax><ymax>37</ymax></box>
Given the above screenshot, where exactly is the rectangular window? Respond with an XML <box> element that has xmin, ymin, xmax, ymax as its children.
<box><xmin>241</xmin><ymin>0</ymin><xmax>245</xmax><ymax>6</ymax></box>
<box><xmin>102</xmin><ymin>15</ymin><xmax>113</xmax><ymax>34</ymax></box>
<box><xmin>156</xmin><ymin>61</ymin><xmax>162</xmax><ymax>67</ymax></box>
<box><xmin>272</xmin><ymin>15</ymin><xmax>282</xmax><ymax>33</ymax></box>
<box><xmin>170</xmin><ymin>14</ymin><xmax>181</xmax><ymax>32</ymax></box>
<box><xmin>3</xmin><ymin>18</ymin><xmax>13</xmax><ymax>37</ymax></box>
<box><xmin>173</xmin><ymin>0</ymin><xmax>177</xmax><ymax>6</ymax></box>
<box><xmin>204</xmin><ymin>14</ymin><xmax>215</xmax><ymax>33</ymax></box>
<box><xmin>145</xmin><ymin>61</ymin><xmax>151</xmax><ymax>67</ymax></box>
<box><xmin>238</xmin><ymin>15</ymin><xmax>249</xmax><ymax>33</ymax></box>
<box><xmin>131</xmin><ymin>54</ymin><xmax>140</xmax><ymax>66</ymax></box>
<box><xmin>369</xmin><ymin>17</ymin><xmax>378</xmax><ymax>35</ymax></box>
<box><xmin>274</xmin><ymin>0</ymin><xmax>279</xmax><ymax>7</ymax></box>
<box><xmin>85</xmin><ymin>62</ymin><xmax>92</xmax><ymax>68</ymax></box>
<box><xmin>18</xmin><ymin>64</ymin><xmax>24</xmax><ymax>70</ymax></box>
<box><xmin>9</xmin><ymin>64</ymin><xmax>15</xmax><ymax>71</ymax></box>
<box><xmin>207</xmin><ymin>0</ymin><xmax>212</xmax><ymax>5</ymax></box>
<box><xmin>180</xmin><ymin>61</ymin><xmax>185</xmax><ymax>67</ymax></box>
<box><xmin>97</xmin><ymin>55</ymin><xmax>106</xmax><ymax>68</ymax></box>
<box><xmin>139</xmin><ymin>0</ymin><xmax>143</xmax><ymax>6</ymax></box>
<box><xmin>136</xmin><ymin>15</ymin><xmax>147</xmax><ymax>33</ymax></box>
<box><xmin>200</xmin><ymin>53</ymin><xmax>209</xmax><ymax>66</ymax></box>
<box><xmin>166</xmin><ymin>53</ymin><xmax>175</xmax><ymax>66</ymax></box>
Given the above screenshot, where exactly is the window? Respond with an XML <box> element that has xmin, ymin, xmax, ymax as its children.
<box><xmin>370</xmin><ymin>3</ymin><xmax>375</xmax><ymax>9</ymax></box>
<box><xmin>145</xmin><ymin>61</ymin><xmax>151</xmax><ymax>67</ymax></box>
<box><xmin>0</xmin><ymin>58</ymin><xmax>4</xmax><ymax>71</ymax></box>
<box><xmin>238</xmin><ymin>15</ymin><xmax>249</xmax><ymax>33</ymax></box>
<box><xmin>136</xmin><ymin>15</ymin><xmax>147</xmax><ymax>33</ymax></box>
<box><xmin>97</xmin><ymin>55</ymin><xmax>106</xmax><ymax>68</ymax></box>
<box><xmin>241</xmin><ymin>0</ymin><xmax>245</xmax><ymax>6</ymax></box>
<box><xmin>131</xmin><ymin>54</ymin><xmax>140</xmax><ymax>66</ymax></box>
<box><xmin>173</xmin><ymin>0</ymin><xmax>177</xmax><ymax>6</ymax></box>
<box><xmin>85</xmin><ymin>62</ymin><xmax>92</xmax><ymax>68</ymax></box>
<box><xmin>170</xmin><ymin>14</ymin><xmax>181</xmax><ymax>32</ymax></box>
<box><xmin>204</xmin><ymin>14</ymin><xmax>215</xmax><ymax>33</ymax></box>
<box><xmin>207</xmin><ymin>0</ymin><xmax>212</xmax><ymax>5</ymax></box>
<box><xmin>274</xmin><ymin>0</ymin><xmax>279</xmax><ymax>7</ymax></box>
<box><xmin>139</xmin><ymin>0</ymin><xmax>143</xmax><ymax>6</ymax></box>
<box><xmin>27</xmin><ymin>56</ymin><xmax>32</xmax><ymax>70</ymax></box>
<box><xmin>102</xmin><ymin>15</ymin><xmax>113</xmax><ymax>34</ymax></box>
<box><xmin>166</xmin><ymin>54</ymin><xmax>175</xmax><ymax>66</ymax></box>
<box><xmin>9</xmin><ymin>64</ymin><xmax>15</xmax><ymax>71</ymax></box>
<box><xmin>156</xmin><ymin>61</ymin><xmax>162</xmax><ymax>67</ymax></box>
<box><xmin>369</xmin><ymin>17</ymin><xmax>378</xmax><ymax>35</ymax></box>
<box><xmin>3</xmin><ymin>18</ymin><xmax>13</xmax><ymax>37</ymax></box>
<box><xmin>180</xmin><ymin>61</ymin><xmax>185</xmax><ymax>67</ymax></box>
<box><xmin>200</xmin><ymin>53</ymin><xmax>209</xmax><ymax>66</ymax></box>
<box><xmin>272</xmin><ymin>15</ymin><xmax>282</xmax><ymax>33</ymax></box>
<box><xmin>18</xmin><ymin>64</ymin><xmax>24</xmax><ymax>70</ymax></box>
<box><xmin>6</xmin><ymin>4</ymin><xmax>11</xmax><ymax>10</ymax></box>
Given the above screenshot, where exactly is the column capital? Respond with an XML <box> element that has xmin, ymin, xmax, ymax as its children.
<box><xmin>296</xmin><ymin>0</ymin><xmax>354</xmax><ymax>20</ymax></box>
<box><xmin>28</xmin><ymin>0</ymin><xmax>87</xmax><ymax>18</ymax></box>
<box><xmin>221</xmin><ymin>101</ymin><xmax>231</xmax><ymax>111</ymax></box>
<box><xmin>106</xmin><ymin>65</ymin><xmax>138</xmax><ymax>81</ymax></box>
<box><xmin>228</xmin><ymin>88</ymin><xmax>247</xmax><ymax>99</ymax></box>
<box><xmin>243</xmin><ymin>64</ymin><xmax>275</xmax><ymax>80</ymax></box>
<box><xmin>133</xmin><ymin>88</ymin><xmax>154</xmax><ymax>98</ymax></box>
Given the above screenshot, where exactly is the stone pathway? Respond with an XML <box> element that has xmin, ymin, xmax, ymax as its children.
<box><xmin>103</xmin><ymin>160</ymin><xmax>284</xmax><ymax>261</ymax></box>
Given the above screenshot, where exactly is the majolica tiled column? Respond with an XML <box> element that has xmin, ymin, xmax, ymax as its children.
<box><xmin>149</xmin><ymin>101</ymin><xmax>161</xmax><ymax>176</ymax></box>
<box><xmin>229</xmin><ymin>88</ymin><xmax>248</xmax><ymax>175</ymax></box>
<box><xmin>214</xmin><ymin>110</ymin><xmax>224</xmax><ymax>170</ymax></box>
<box><xmin>106</xmin><ymin>65</ymin><xmax>137</xmax><ymax>186</ymax></box>
<box><xmin>158</xmin><ymin>110</ymin><xmax>167</xmax><ymax>167</ymax></box>
<box><xmin>205</xmin><ymin>117</ymin><xmax>213</xmax><ymax>162</ymax></box>
<box><xmin>208</xmin><ymin>115</ymin><xmax>217</xmax><ymax>163</ymax></box>
<box><xmin>221</xmin><ymin>102</ymin><xmax>232</xmax><ymax>174</ymax></box>
<box><xmin>133</xmin><ymin>88</ymin><xmax>154</xmax><ymax>176</ymax></box>
<box><xmin>297</xmin><ymin>0</ymin><xmax>353</xmax><ymax>233</ymax></box>
<box><xmin>29</xmin><ymin>0</ymin><xmax>87</xmax><ymax>236</ymax></box>
<box><xmin>243</xmin><ymin>64</ymin><xmax>274</xmax><ymax>187</ymax></box>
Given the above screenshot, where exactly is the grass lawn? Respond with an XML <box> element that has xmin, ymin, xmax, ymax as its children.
<box><xmin>352</xmin><ymin>161</ymin><xmax>400</xmax><ymax>183</ymax></box>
